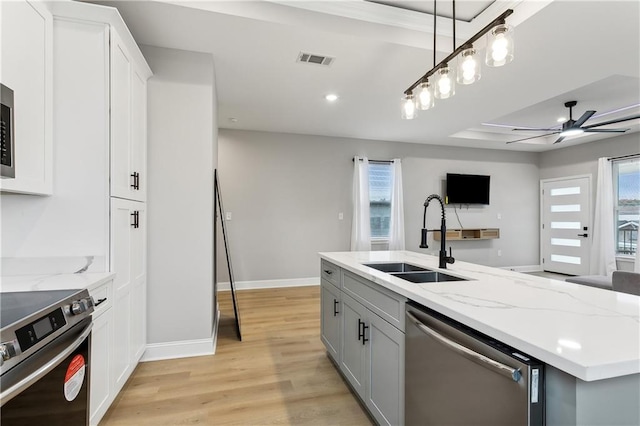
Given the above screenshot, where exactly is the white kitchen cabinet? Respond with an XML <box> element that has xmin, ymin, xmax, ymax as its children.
<box><xmin>88</xmin><ymin>278</ymin><xmax>113</xmax><ymax>426</ymax></box>
<box><xmin>110</xmin><ymin>30</ymin><xmax>147</xmax><ymax>202</ymax></box>
<box><xmin>321</xmin><ymin>262</ymin><xmax>406</xmax><ymax>426</ymax></box>
<box><xmin>0</xmin><ymin>0</ymin><xmax>53</xmax><ymax>195</ymax></box>
<box><xmin>111</xmin><ymin>197</ymin><xmax>146</xmax><ymax>393</ymax></box>
<box><xmin>47</xmin><ymin>2</ymin><xmax>151</xmax><ymax>423</ymax></box>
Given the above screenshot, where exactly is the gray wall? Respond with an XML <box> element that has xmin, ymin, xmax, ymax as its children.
<box><xmin>217</xmin><ymin>129</ymin><xmax>540</xmax><ymax>282</ymax></box>
<box><xmin>142</xmin><ymin>45</ymin><xmax>217</xmax><ymax>344</ymax></box>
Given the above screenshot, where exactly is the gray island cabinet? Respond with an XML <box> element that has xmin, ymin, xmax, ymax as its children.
<box><xmin>320</xmin><ymin>260</ymin><xmax>406</xmax><ymax>426</ymax></box>
<box><xmin>320</xmin><ymin>251</ymin><xmax>640</xmax><ymax>426</ymax></box>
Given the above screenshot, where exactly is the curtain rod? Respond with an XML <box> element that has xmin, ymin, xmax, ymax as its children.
<box><xmin>608</xmin><ymin>153</ymin><xmax>640</xmax><ymax>161</ymax></box>
<box><xmin>352</xmin><ymin>158</ymin><xmax>393</xmax><ymax>164</ymax></box>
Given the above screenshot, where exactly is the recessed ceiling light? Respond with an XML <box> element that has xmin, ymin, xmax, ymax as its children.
<box><xmin>557</xmin><ymin>116</ymin><xmax>566</xmax><ymax>123</ymax></box>
<box><xmin>325</xmin><ymin>94</ymin><xmax>338</xmax><ymax>102</ymax></box>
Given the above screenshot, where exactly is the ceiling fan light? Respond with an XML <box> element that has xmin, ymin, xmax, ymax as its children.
<box><xmin>485</xmin><ymin>24</ymin><xmax>514</xmax><ymax>67</ymax></box>
<box><xmin>560</xmin><ymin>128</ymin><xmax>584</xmax><ymax>137</ymax></box>
<box><xmin>457</xmin><ymin>47</ymin><xmax>481</xmax><ymax>85</ymax></box>
<box><xmin>401</xmin><ymin>93</ymin><xmax>417</xmax><ymax>120</ymax></box>
<box><xmin>416</xmin><ymin>81</ymin><xmax>435</xmax><ymax>110</ymax></box>
<box><xmin>434</xmin><ymin>65</ymin><xmax>456</xmax><ymax>99</ymax></box>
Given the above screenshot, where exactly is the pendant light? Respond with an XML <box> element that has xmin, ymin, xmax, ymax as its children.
<box><xmin>401</xmin><ymin>93</ymin><xmax>417</xmax><ymax>120</ymax></box>
<box><xmin>401</xmin><ymin>2</ymin><xmax>515</xmax><ymax>116</ymax></box>
<box><xmin>416</xmin><ymin>81</ymin><xmax>435</xmax><ymax>110</ymax></box>
<box><xmin>434</xmin><ymin>65</ymin><xmax>455</xmax><ymax>99</ymax></box>
<box><xmin>457</xmin><ymin>47</ymin><xmax>481</xmax><ymax>85</ymax></box>
<box><xmin>486</xmin><ymin>23</ymin><xmax>514</xmax><ymax>67</ymax></box>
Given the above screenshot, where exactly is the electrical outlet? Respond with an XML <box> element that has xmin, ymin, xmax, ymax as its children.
<box><xmin>498</xmin><ymin>249</ymin><xmax>502</xmax><ymax>257</ymax></box>
<box><xmin>497</xmin><ymin>213</ymin><xmax>502</xmax><ymax>220</ymax></box>
<box><xmin>225</xmin><ymin>212</ymin><xmax>232</xmax><ymax>221</ymax></box>
<box><xmin>338</xmin><ymin>212</ymin><xmax>344</xmax><ymax>220</ymax></box>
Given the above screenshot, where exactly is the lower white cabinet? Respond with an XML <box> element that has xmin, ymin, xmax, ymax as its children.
<box><xmin>111</xmin><ymin>198</ymin><xmax>147</xmax><ymax>394</ymax></box>
<box><xmin>320</xmin><ymin>262</ymin><xmax>405</xmax><ymax>426</ymax></box>
<box><xmin>90</xmin><ymin>304</ymin><xmax>113</xmax><ymax>425</ymax></box>
<box><xmin>87</xmin><ymin>278</ymin><xmax>114</xmax><ymax>426</ymax></box>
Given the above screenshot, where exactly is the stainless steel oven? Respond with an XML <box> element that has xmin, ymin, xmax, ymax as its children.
<box><xmin>1</xmin><ymin>83</ymin><xmax>15</xmax><ymax>178</ymax></box>
<box><xmin>1</xmin><ymin>289</ymin><xmax>94</xmax><ymax>425</ymax></box>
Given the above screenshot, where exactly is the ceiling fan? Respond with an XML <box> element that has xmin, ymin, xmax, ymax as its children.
<box><xmin>507</xmin><ymin>101</ymin><xmax>640</xmax><ymax>144</ymax></box>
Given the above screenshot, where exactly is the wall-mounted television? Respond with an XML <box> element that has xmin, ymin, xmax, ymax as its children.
<box><xmin>446</xmin><ymin>173</ymin><xmax>490</xmax><ymax>205</ymax></box>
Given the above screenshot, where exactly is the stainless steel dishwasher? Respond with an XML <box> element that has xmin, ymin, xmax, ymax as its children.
<box><xmin>405</xmin><ymin>302</ymin><xmax>544</xmax><ymax>426</ymax></box>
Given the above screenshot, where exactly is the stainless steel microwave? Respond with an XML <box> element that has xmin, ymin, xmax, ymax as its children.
<box><xmin>1</xmin><ymin>83</ymin><xmax>15</xmax><ymax>178</ymax></box>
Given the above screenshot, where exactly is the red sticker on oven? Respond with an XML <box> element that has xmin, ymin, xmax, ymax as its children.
<box><xmin>64</xmin><ymin>354</ymin><xmax>86</xmax><ymax>401</ymax></box>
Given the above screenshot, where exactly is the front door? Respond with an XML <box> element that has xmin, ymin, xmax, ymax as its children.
<box><xmin>541</xmin><ymin>176</ymin><xmax>591</xmax><ymax>275</ymax></box>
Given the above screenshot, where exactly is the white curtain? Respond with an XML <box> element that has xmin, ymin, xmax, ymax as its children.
<box><xmin>351</xmin><ymin>157</ymin><xmax>371</xmax><ymax>251</ymax></box>
<box><xmin>388</xmin><ymin>159</ymin><xmax>405</xmax><ymax>250</ymax></box>
<box><xmin>590</xmin><ymin>157</ymin><xmax>617</xmax><ymax>275</ymax></box>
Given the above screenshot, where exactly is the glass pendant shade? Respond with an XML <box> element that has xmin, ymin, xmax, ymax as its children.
<box><xmin>485</xmin><ymin>23</ymin><xmax>514</xmax><ymax>67</ymax></box>
<box><xmin>416</xmin><ymin>81</ymin><xmax>435</xmax><ymax>110</ymax></box>
<box><xmin>457</xmin><ymin>47</ymin><xmax>481</xmax><ymax>85</ymax></box>
<box><xmin>434</xmin><ymin>65</ymin><xmax>455</xmax><ymax>99</ymax></box>
<box><xmin>401</xmin><ymin>94</ymin><xmax>417</xmax><ymax>120</ymax></box>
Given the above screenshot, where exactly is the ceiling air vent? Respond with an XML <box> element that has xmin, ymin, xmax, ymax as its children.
<box><xmin>297</xmin><ymin>52</ymin><xmax>334</xmax><ymax>66</ymax></box>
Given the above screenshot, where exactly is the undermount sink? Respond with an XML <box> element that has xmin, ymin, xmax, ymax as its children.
<box><xmin>363</xmin><ymin>262</ymin><xmax>468</xmax><ymax>283</ymax></box>
<box><xmin>363</xmin><ymin>262</ymin><xmax>428</xmax><ymax>273</ymax></box>
<box><xmin>391</xmin><ymin>271</ymin><xmax>467</xmax><ymax>283</ymax></box>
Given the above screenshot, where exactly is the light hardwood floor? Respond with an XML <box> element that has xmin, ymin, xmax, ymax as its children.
<box><xmin>100</xmin><ymin>286</ymin><xmax>372</xmax><ymax>425</ymax></box>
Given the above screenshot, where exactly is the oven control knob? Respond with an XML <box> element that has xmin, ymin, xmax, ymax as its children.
<box><xmin>0</xmin><ymin>342</ymin><xmax>16</xmax><ymax>366</ymax></box>
<box><xmin>70</xmin><ymin>297</ymin><xmax>95</xmax><ymax>315</ymax></box>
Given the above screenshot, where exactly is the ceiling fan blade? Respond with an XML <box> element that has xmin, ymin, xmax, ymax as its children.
<box><xmin>553</xmin><ymin>135</ymin><xmax>566</xmax><ymax>144</ymax></box>
<box><xmin>583</xmin><ymin>128</ymin><xmax>629</xmax><ymax>133</ymax></box>
<box><xmin>511</xmin><ymin>128</ymin><xmax>558</xmax><ymax>132</ymax></box>
<box><xmin>582</xmin><ymin>114</ymin><xmax>640</xmax><ymax>129</ymax></box>
<box><xmin>507</xmin><ymin>132</ymin><xmax>559</xmax><ymax>144</ymax></box>
<box><xmin>573</xmin><ymin>110</ymin><xmax>596</xmax><ymax>127</ymax></box>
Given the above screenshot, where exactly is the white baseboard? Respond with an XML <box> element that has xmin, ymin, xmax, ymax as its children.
<box><xmin>499</xmin><ymin>265</ymin><xmax>542</xmax><ymax>273</ymax></box>
<box><xmin>217</xmin><ymin>276</ymin><xmax>319</xmax><ymax>291</ymax></box>
<box><xmin>141</xmin><ymin>336</ymin><xmax>215</xmax><ymax>362</ymax></box>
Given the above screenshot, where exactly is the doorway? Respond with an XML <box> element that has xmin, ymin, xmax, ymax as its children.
<box><xmin>540</xmin><ymin>176</ymin><xmax>592</xmax><ymax>275</ymax></box>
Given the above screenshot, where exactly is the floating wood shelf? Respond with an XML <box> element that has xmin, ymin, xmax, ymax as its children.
<box><xmin>433</xmin><ymin>228</ymin><xmax>500</xmax><ymax>241</ymax></box>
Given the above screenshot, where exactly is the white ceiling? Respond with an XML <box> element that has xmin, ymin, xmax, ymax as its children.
<box><xmin>90</xmin><ymin>0</ymin><xmax>640</xmax><ymax>152</ymax></box>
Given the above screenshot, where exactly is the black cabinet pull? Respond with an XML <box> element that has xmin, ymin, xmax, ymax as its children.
<box><xmin>94</xmin><ymin>298</ymin><xmax>107</xmax><ymax>307</ymax></box>
<box><xmin>333</xmin><ymin>299</ymin><xmax>339</xmax><ymax>316</ymax></box>
<box><xmin>577</xmin><ymin>233</ymin><xmax>588</xmax><ymax>237</ymax></box>
<box><xmin>130</xmin><ymin>211</ymin><xmax>140</xmax><ymax>229</ymax></box>
<box><xmin>358</xmin><ymin>319</ymin><xmax>364</xmax><ymax>342</ymax></box>
<box><xmin>130</xmin><ymin>172</ymin><xmax>140</xmax><ymax>190</ymax></box>
<box><xmin>362</xmin><ymin>323</ymin><xmax>369</xmax><ymax>345</ymax></box>
<box><xmin>324</xmin><ymin>269</ymin><xmax>333</xmax><ymax>275</ymax></box>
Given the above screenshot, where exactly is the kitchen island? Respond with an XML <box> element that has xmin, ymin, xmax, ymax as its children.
<box><xmin>319</xmin><ymin>250</ymin><xmax>640</xmax><ymax>426</ymax></box>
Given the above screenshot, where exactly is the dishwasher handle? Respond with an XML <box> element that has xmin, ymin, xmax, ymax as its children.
<box><xmin>406</xmin><ymin>311</ymin><xmax>522</xmax><ymax>382</ymax></box>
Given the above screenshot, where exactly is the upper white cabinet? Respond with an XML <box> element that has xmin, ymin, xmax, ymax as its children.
<box><xmin>0</xmin><ymin>0</ymin><xmax>53</xmax><ymax>195</ymax></box>
<box><xmin>111</xmin><ymin>30</ymin><xmax>147</xmax><ymax>202</ymax></box>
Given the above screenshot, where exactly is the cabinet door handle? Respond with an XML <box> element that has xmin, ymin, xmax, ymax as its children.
<box><xmin>357</xmin><ymin>319</ymin><xmax>363</xmax><ymax>341</ymax></box>
<box><xmin>94</xmin><ymin>298</ymin><xmax>107</xmax><ymax>307</ymax></box>
<box><xmin>130</xmin><ymin>172</ymin><xmax>140</xmax><ymax>190</ymax></box>
<box><xmin>362</xmin><ymin>323</ymin><xmax>369</xmax><ymax>345</ymax></box>
<box><xmin>333</xmin><ymin>299</ymin><xmax>339</xmax><ymax>316</ymax></box>
<box><xmin>130</xmin><ymin>211</ymin><xmax>140</xmax><ymax>229</ymax></box>
<box><xmin>323</xmin><ymin>269</ymin><xmax>333</xmax><ymax>275</ymax></box>
<box><xmin>577</xmin><ymin>233</ymin><xmax>588</xmax><ymax>237</ymax></box>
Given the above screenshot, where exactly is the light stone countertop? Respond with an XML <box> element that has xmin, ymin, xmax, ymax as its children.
<box><xmin>319</xmin><ymin>250</ymin><xmax>640</xmax><ymax>382</ymax></box>
<box><xmin>1</xmin><ymin>272</ymin><xmax>115</xmax><ymax>293</ymax></box>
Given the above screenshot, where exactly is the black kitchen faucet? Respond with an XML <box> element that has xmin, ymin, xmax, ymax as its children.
<box><xmin>420</xmin><ymin>194</ymin><xmax>455</xmax><ymax>269</ymax></box>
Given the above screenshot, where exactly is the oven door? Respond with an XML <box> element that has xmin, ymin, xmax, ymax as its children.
<box><xmin>1</xmin><ymin>318</ymin><xmax>92</xmax><ymax>426</ymax></box>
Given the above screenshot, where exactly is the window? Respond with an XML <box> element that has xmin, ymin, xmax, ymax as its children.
<box><xmin>369</xmin><ymin>162</ymin><xmax>392</xmax><ymax>238</ymax></box>
<box><xmin>613</xmin><ymin>158</ymin><xmax>640</xmax><ymax>255</ymax></box>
